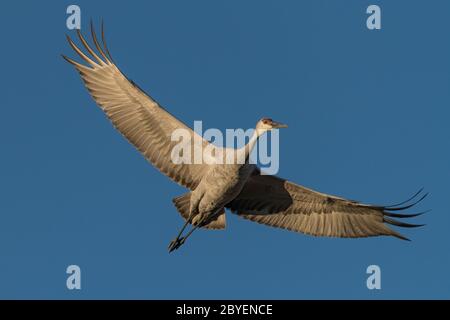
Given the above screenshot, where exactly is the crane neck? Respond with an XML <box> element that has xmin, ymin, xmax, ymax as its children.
<box><xmin>237</xmin><ymin>128</ymin><xmax>265</xmax><ymax>163</ymax></box>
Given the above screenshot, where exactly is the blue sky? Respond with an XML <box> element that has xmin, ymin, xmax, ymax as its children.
<box><xmin>0</xmin><ymin>0</ymin><xmax>448</xmax><ymax>299</ymax></box>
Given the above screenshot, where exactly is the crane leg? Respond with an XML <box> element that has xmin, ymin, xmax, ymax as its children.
<box><xmin>168</xmin><ymin>219</ymin><xmax>190</xmax><ymax>252</ymax></box>
<box><xmin>167</xmin><ymin>215</ymin><xmax>207</xmax><ymax>253</ymax></box>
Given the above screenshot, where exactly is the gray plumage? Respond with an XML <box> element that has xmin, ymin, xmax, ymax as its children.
<box><xmin>64</xmin><ymin>24</ymin><xmax>426</xmax><ymax>251</ymax></box>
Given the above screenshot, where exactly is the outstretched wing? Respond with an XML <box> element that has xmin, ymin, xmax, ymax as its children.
<box><xmin>63</xmin><ymin>23</ymin><xmax>214</xmax><ymax>190</ymax></box>
<box><xmin>228</xmin><ymin>172</ymin><xmax>426</xmax><ymax>240</ymax></box>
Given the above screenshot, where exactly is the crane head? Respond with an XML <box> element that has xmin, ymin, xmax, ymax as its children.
<box><xmin>256</xmin><ymin>118</ymin><xmax>288</xmax><ymax>132</ymax></box>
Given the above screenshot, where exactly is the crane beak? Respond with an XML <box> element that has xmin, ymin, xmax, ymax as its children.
<box><xmin>272</xmin><ymin>121</ymin><xmax>288</xmax><ymax>129</ymax></box>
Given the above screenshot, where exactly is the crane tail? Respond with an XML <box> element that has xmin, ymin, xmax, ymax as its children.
<box><xmin>172</xmin><ymin>193</ymin><xmax>226</xmax><ymax>230</ymax></box>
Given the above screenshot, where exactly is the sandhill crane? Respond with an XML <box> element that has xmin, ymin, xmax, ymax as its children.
<box><xmin>63</xmin><ymin>23</ymin><xmax>426</xmax><ymax>252</ymax></box>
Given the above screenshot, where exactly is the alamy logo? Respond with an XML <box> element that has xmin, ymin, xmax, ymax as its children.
<box><xmin>66</xmin><ymin>265</ymin><xmax>81</xmax><ymax>290</ymax></box>
<box><xmin>366</xmin><ymin>265</ymin><xmax>381</xmax><ymax>290</ymax></box>
<box><xmin>170</xmin><ymin>121</ymin><xmax>282</xmax><ymax>175</ymax></box>
<box><xmin>366</xmin><ymin>5</ymin><xmax>381</xmax><ymax>30</ymax></box>
<box><xmin>66</xmin><ymin>5</ymin><xmax>81</xmax><ymax>30</ymax></box>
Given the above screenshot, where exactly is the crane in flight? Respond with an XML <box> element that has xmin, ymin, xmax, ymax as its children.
<box><xmin>63</xmin><ymin>23</ymin><xmax>426</xmax><ymax>252</ymax></box>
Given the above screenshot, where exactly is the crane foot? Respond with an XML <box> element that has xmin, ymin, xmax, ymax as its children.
<box><xmin>168</xmin><ymin>237</ymin><xmax>186</xmax><ymax>253</ymax></box>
